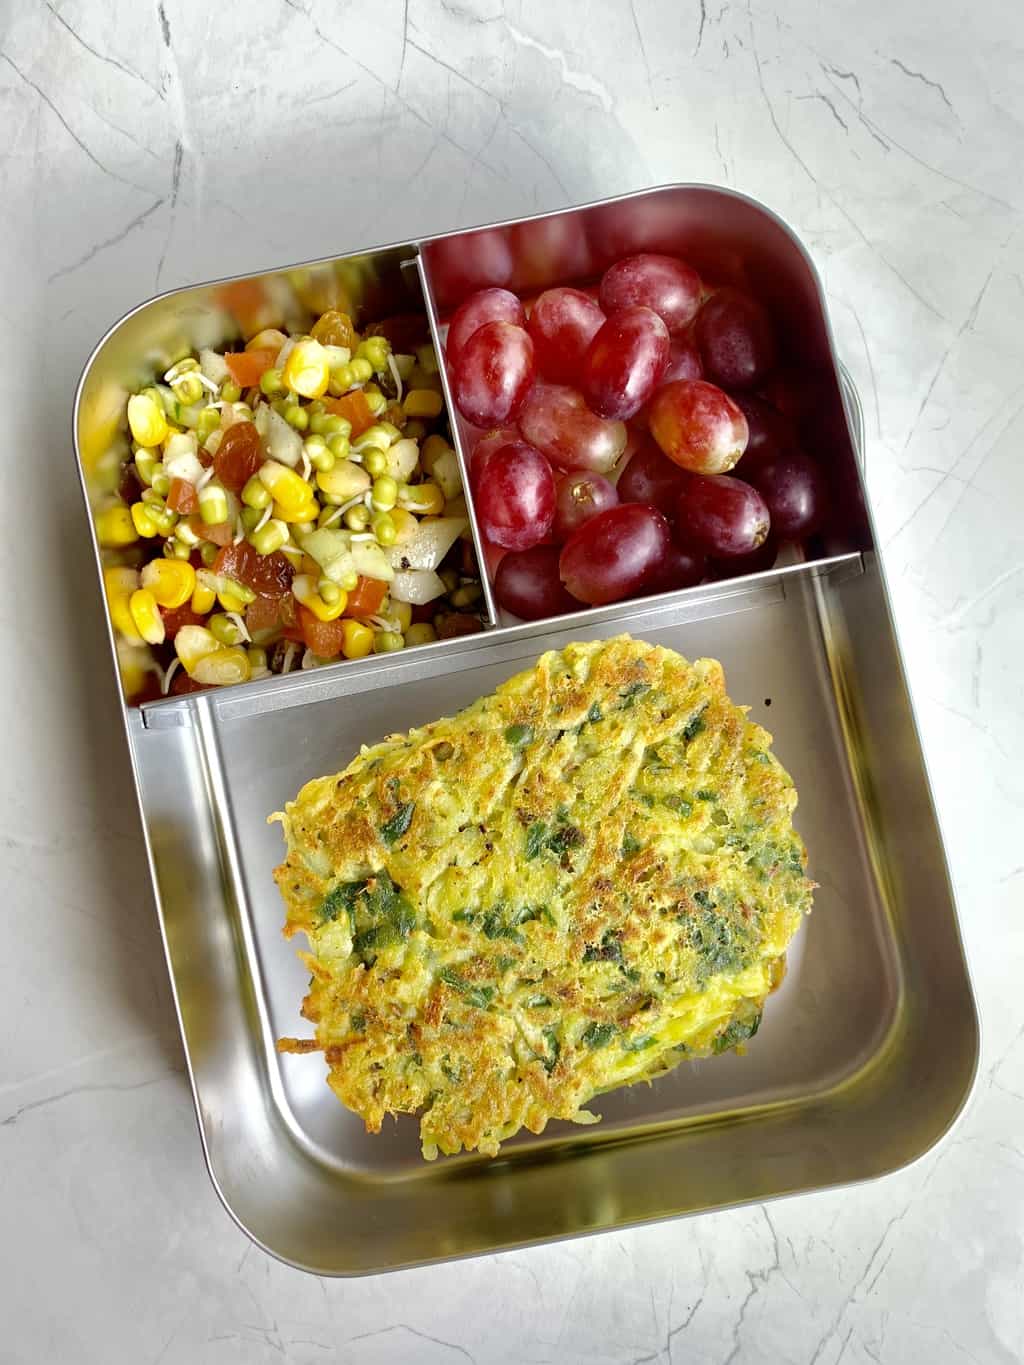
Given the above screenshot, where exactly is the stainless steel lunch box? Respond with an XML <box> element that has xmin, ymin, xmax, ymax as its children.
<box><xmin>74</xmin><ymin>185</ymin><xmax>978</xmax><ymax>1275</ymax></box>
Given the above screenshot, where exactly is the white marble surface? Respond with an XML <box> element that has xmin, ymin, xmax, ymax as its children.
<box><xmin>2</xmin><ymin>1</ymin><xmax>1022</xmax><ymax>1360</ymax></box>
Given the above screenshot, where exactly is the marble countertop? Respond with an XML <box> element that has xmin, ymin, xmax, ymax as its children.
<box><xmin>2</xmin><ymin>1</ymin><xmax>1021</xmax><ymax>1360</ymax></box>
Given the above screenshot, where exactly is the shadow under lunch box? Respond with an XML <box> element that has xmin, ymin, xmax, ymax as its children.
<box><xmin>74</xmin><ymin>185</ymin><xmax>978</xmax><ymax>1275</ymax></box>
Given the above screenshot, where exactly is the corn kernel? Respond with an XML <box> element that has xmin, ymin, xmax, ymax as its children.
<box><xmin>191</xmin><ymin>582</ymin><xmax>216</xmax><ymax>614</ymax></box>
<box><xmin>272</xmin><ymin>497</ymin><xmax>318</xmax><ymax>525</ymax></box>
<box><xmin>282</xmin><ymin>337</ymin><xmax>330</xmax><ymax>399</ymax></box>
<box><xmin>292</xmin><ymin>574</ymin><xmax>347</xmax><ymax>621</ymax></box>
<box><xmin>340</xmin><ymin>619</ymin><xmax>374</xmax><ymax>660</ymax></box>
<box><xmin>104</xmin><ymin>566</ymin><xmax>142</xmax><ymax>641</ymax></box>
<box><xmin>218</xmin><ymin>589</ymin><xmax>249</xmax><ymax>613</ymax></box>
<box><xmin>174</xmin><ymin>624</ymin><xmax>221</xmax><ymax>672</ymax></box>
<box><xmin>95</xmin><ymin>504</ymin><xmax>138</xmax><ymax>546</ymax></box>
<box><xmin>258</xmin><ymin>460</ymin><xmax>316</xmax><ymax>518</ymax></box>
<box><xmin>403</xmin><ymin>388</ymin><xmax>443</xmax><ymax>420</ymax></box>
<box><xmin>129</xmin><ymin>588</ymin><xmax>166</xmax><ymax>645</ymax></box>
<box><xmin>127</xmin><ymin>393</ymin><xmax>169</xmax><ymax>448</ymax></box>
<box><xmin>141</xmin><ymin>559</ymin><xmax>196</xmax><ymax>609</ymax></box>
<box><xmin>130</xmin><ymin>501</ymin><xmax>160</xmax><ymax>538</ymax></box>
<box><xmin>192</xmin><ymin>646</ymin><xmax>251</xmax><ymax>686</ymax></box>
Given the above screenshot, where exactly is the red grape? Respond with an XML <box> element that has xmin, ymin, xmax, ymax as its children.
<box><xmin>642</xmin><ymin>541</ymin><xmax>707</xmax><ymax>595</ymax></box>
<box><xmin>472</xmin><ymin>438</ymin><xmax>554</xmax><ymax>550</ymax></box>
<box><xmin>510</xmin><ymin>217</ymin><xmax>592</xmax><ymax>291</ymax></box>
<box><xmin>743</xmin><ymin>450</ymin><xmax>827</xmax><ymax>538</ymax></box>
<box><xmin>616</xmin><ymin>436</ymin><xmax>686</xmax><ymax>516</ymax></box>
<box><xmin>661</xmin><ymin>335</ymin><xmax>703</xmax><ymax>385</ymax></box>
<box><xmin>518</xmin><ymin>382</ymin><xmax>627</xmax><ymax>473</ymax></box>
<box><xmin>446</xmin><ymin>289</ymin><xmax>525</xmax><ymax>365</ymax></box>
<box><xmin>451</xmin><ymin>322</ymin><xmax>535</xmax><ymax>427</ymax></box>
<box><xmin>631</xmin><ymin>336</ymin><xmax>704</xmax><ymax>431</ymax></box>
<box><xmin>553</xmin><ymin>470</ymin><xmax>619</xmax><ymax>541</ymax></box>
<box><xmin>730</xmin><ymin>392</ymin><xmax>796</xmax><ymax>464</ymax></box>
<box><xmin>527</xmin><ymin>288</ymin><xmax>606</xmax><ymax>385</ymax></box>
<box><xmin>559</xmin><ymin>504</ymin><xmax>670</xmax><ymax>605</ymax></box>
<box><xmin>756</xmin><ymin>369</ymin><xmax>815</xmax><ymax>423</ymax></box>
<box><xmin>581</xmin><ymin>307</ymin><xmax>670</xmax><ymax>420</ymax></box>
<box><xmin>494</xmin><ymin>545</ymin><xmax>579</xmax><ymax>619</ymax></box>
<box><xmin>650</xmin><ymin>380</ymin><xmax>749</xmax><ymax>474</ymax></box>
<box><xmin>675</xmin><ymin>472</ymin><xmax>770</xmax><ymax>558</ymax></box>
<box><xmin>427</xmin><ymin>229</ymin><xmax>513</xmax><ymax>306</ymax></box>
<box><xmin>599</xmin><ymin>254</ymin><xmax>702</xmax><ymax>336</ymax></box>
<box><xmin>695</xmin><ymin>289</ymin><xmax>777</xmax><ymax>390</ymax></box>
<box><xmin>470</xmin><ymin>426</ymin><xmax>521</xmax><ymax>468</ymax></box>
<box><xmin>706</xmin><ymin>536</ymin><xmax>780</xmax><ymax>580</ymax></box>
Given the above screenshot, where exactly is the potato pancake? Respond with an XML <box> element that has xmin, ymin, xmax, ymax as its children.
<box><xmin>273</xmin><ymin>636</ymin><xmax>813</xmax><ymax>1158</ymax></box>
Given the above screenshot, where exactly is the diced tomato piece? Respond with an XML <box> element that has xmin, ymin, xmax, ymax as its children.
<box><xmin>436</xmin><ymin>613</ymin><xmax>484</xmax><ymax>639</ymax></box>
<box><xmin>325</xmin><ymin>390</ymin><xmax>374</xmax><ymax>438</ymax></box>
<box><xmin>223</xmin><ymin>348</ymin><xmax>278</xmax><ymax>388</ymax></box>
<box><xmin>161</xmin><ymin>603</ymin><xmax>206</xmax><ymax>639</ymax></box>
<box><xmin>167</xmin><ymin>477</ymin><xmax>198</xmax><ymax>514</ymax></box>
<box><xmin>345</xmin><ymin>575</ymin><xmax>388</xmax><ymax>618</ymax></box>
<box><xmin>213</xmin><ymin>541</ymin><xmax>294</xmax><ymax>596</ymax></box>
<box><xmin>214</xmin><ymin>421</ymin><xmax>264</xmax><ymax>492</ymax></box>
<box><xmin>245</xmin><ymin>591</ymin><xmax>290</xmax><ymax>634</ymax></box>
<box><xmin>188</xmin><ymin>514</ymin><xmax>234</xmax><ymax>547</ymax></box>
<box><xmin>297</xmin><ymin>605</ymin><xmax>346</xmax><ymax>659</ymax></box>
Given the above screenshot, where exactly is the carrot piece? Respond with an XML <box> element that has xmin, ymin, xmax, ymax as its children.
<box><xmin>297</xmin><ymin>605</ymin><xmax>346</xmax><ymax>659</ymax></box>
<box><xmin>345</xmin><ymin>575</ymin><xmax>388</xmax><ymax>618</ymax></box>
<box><xmin>224</xmin><ymin>348</ymin><xmax>277</xmax><ymax>388</ymax></box>
<box><xmin>324</xmin><ymin>390</ymin><xmax>375</xmax><ymax>438</ymax></box>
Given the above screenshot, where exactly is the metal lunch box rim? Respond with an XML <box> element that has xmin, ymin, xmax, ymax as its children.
<box><xmin>71</xmin><ymin>182</ymin><xmax>980</xmax><ymax>1272</ymax></box>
